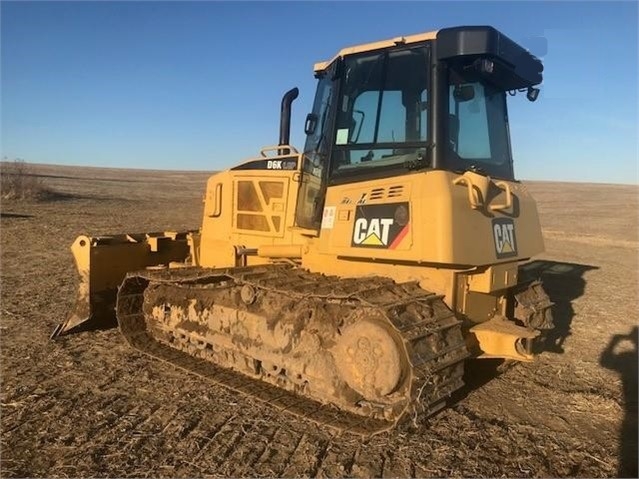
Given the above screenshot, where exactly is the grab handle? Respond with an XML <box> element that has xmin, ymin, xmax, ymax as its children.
<box><xmin>490</xmin><ymin>181</ymin><xmax>513</xmax><ymax>212</ymax></box>
<box><xmin>452</xmin><ymin>176</ymin><xmax>482</xmax><ymax>210</ymax></box>
<box><xmin>259</xmin><ymin>145</ymin><xmax>299</xmax><ymax>157</ymax></box>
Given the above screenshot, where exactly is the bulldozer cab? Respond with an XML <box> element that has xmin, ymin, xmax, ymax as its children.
<box><xmin>295</xmin><ymin>26</ymin><xmax>542</xmax><ymax>231</ymax></box>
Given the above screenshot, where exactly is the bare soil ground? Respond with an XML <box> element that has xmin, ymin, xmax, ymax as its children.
<box><xmin>1</xmin><ymin>163</ymin><xmax>637</xmax><ymax>478</ymax></box>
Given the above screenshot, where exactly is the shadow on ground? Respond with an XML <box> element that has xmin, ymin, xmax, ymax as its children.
<box><xmin>0</xmin><ymin>212</ymin><xmax>34</xmax><ymax>219</ymax></box>
<box><xmin>600</xmin><ymin>326</ymin><xmax>638</xmax><ymax>478</ymax></box>
<box><xmin>26</xmin><ymin>172</ymin><xmax>141</xmax><ymax>183</ymax></box>
<box><xmin>521</xmin><ymin>259</ymin><xmax>599</xmax><ymax>353</ymax></box>
<box><xmin>451</xmin><ymin>260</ymin><xmax>598</xmax><ymax>406</ymax></box>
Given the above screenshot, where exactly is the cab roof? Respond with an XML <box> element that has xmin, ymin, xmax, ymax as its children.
<box><xmin>313</xmin><ymin>30</ymin><xmax>438</xmax><ymax>73</ymax></box>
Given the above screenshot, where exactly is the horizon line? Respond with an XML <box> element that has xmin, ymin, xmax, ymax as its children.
<box><xmin>1</xmin><ymin>159</ymin><xmax>637</xmax><ymax>187</ymax></box>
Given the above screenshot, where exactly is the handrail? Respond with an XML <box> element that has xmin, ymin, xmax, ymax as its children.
<box><xmin>453</xmin><ymin>173</ymin><xmax>513</xmax><ymax>213</ymax></box>
<box><xmin>489</xmin><ymin>181</ymin><xmax>513</xmax><ymax>212</ymax></box>
<box><xmin>260</xmin><ymin>145</ymin><xmax>300</xmax><ymax>157</ymax></box>
<box><xmin>452</xmin><ymin>176</ymin><xmax>482</xmax><ymax>210</ymax></box>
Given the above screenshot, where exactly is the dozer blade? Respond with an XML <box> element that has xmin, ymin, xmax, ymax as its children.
<box><xmin>51</xmin><ymin>231</ymin><xmax>197</xmax><ymax>339</ymax></box>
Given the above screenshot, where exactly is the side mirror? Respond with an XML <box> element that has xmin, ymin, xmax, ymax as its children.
<box><xmin>453</xmin><ymin>85</ymin><xmax>475</xmax><ymax>103</ymax></box>
<box><xmin>304</xmin><ymin>113</ymin><xmax>318</xmax><ymax>135</ymax></box>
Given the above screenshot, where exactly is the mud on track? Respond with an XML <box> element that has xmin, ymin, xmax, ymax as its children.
<box><xmin>1</xmin><ymin>165</ymin><xmax>637</xmax><ymax>477</ymax></box>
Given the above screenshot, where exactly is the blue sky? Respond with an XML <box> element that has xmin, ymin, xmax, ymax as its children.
<box><xmin>1</xmin><ymin>1</ymin><xmax>637</xmax><ymax>184</ymax></box>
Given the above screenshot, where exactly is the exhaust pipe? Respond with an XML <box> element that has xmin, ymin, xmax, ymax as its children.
<box><xmin>279</xmin><ymin>87</ymin><xmax>299</xmax><ymax>154</ymax></box>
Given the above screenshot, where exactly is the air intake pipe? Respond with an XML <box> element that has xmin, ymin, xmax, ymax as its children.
<box><xmin>279</xmin><ymin>87</ymin><xmax>299</xmax><ymax>154</ymax></box>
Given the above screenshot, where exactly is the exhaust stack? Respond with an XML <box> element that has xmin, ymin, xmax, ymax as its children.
<box><xmin>279</xmin><ymin>87</ymin><xmax>299</xmax><ymax>154</ymax></box>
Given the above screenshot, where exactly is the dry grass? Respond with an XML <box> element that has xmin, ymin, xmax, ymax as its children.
<box><xmin>0</xmin><ymin>160</ymin><xmax>56</xmax><ymax>201</ymax></box>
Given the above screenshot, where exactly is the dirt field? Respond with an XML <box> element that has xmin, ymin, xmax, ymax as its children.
<box><xmin>1</xmin><ymin>163</ymin><xmax>637</xmax><ymax>478</ymax></box>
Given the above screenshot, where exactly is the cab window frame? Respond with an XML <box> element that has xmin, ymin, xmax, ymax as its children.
<box><xmin>328</xmin><ymin>42</ymin><xmax>433</xmax><ymax>184</ymax></box>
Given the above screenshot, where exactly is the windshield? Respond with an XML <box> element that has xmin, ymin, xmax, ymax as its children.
<box><xmin>447</xmin><ymin>66</ymin><xmax>513</xmax><ymax>178</ymax></box>
<box><xmin>329</xmin><ymin>45</ymin><xmax>430</xmax><ymax>177</ymax></box>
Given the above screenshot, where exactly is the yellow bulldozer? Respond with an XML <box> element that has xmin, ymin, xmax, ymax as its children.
<box><xmin>52</xmin><ymin>26</ymin><xmax>553</xmax><ymax>435</ymax></box>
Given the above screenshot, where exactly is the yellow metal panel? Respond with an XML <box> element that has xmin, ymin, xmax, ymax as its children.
<box><xmin>468</xmin><ymin>317</ymin><xmax>540</xmax><ymax>361</ymax></box>
<box><xmin>199</xmin><ymin>238</ymin><xmax>238</xmax><ymax>268</ymax></box>
<box><xmin>467</xmin><ymin>263</ymin><xmax>519</xmax><ymax>293</ymax></box>
<box><xmin>456</xmin><ymin>289</ymin><xmax>500</xmax><ymax>323</ymax></box>
<box><xmin>199</xmin><ymin>155</ymin><xmax>310</xmax><ymax>268</ymax></box>
<box><xmin>310</xmin><ymin>170</ymin><xmax>544</xmax><ymax>266</ymax></box>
